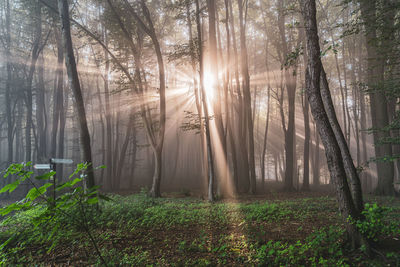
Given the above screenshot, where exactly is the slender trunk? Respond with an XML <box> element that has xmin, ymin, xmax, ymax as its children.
<box><xmin>229</xmin><ymin>0</ymin><xmax>248</xmax><ymax>190</ymax></box>
<box><xmin>51</xmin><ymin>27</ymin><xmax>64</xmax><ymax>158</ymax></box>
<box><xmin>36</xmin><ymin>54</ymin><xmax>47</xmax><ymax>161</ymax></box>
<box><xmin>196</xmin><ymin>0</ymin><xmax>215</xmax><ymax>201</ymax></box>
<box><xmin>277</xmin><ymin>0</ymin><xmax>297</xmax><ymax>191</ymax></box>
<box><xmin>103</xmin><ymin>38</ymin><xmax>113</xmax><ymax>182</ymax></box>
<box><xmin>302</xmin><ymin>89</ymin><xmax>311</xmax><ymax>191</ymax></box>
<box><xmin>116</xmin><ymin>110</ymin><xmax>134</xmax><ymax>186</ymax></box>
<box><xmin>207</xmin><ymin>0</ymin><xmax>226</xmax><ymax>197</ymax></box>
<box><xmin>342</xmin><ymin>44</ymin><xmax>352</xmax><ymax>144</ymax></box>
<box><xmin>320</xmin><ymin>69</ymin><xmax>364</xmax><ymax>212</ymax></box>
<box><xmin>187</xmin><ymin>1</ymin><xmax>206</xmax><ymax>185</ymax></box>
<box><xmin>5</xmin><ymin>0</ymin><xmax>13</xmax><ymax>163</ymax></box>
<box><xmin>333</xmin><ymin>43</ymin><xmax>348</xmax><ymax>141</ymax></box>
<box><xmin>238</xmin><ymin>0</ymin><xmax>256</xmax><ymax>194</ymax></box>
<box><xmin>129</xmin><ymin>131</ymin><xmax>137</xmax><ymax>189</ymax></box>
<box><xmin>216</xmin><ymin>8</ymin><xmax>229</xmax><ymax>196</ymax></box>
<box><xmin>313</xmin><ymin>123</ymin><xmax>320</xmax><ymax>185</ymax></box>
<box><xmin>95</xmin><ymin>75</ymin><xmax>106</xmax><ymax>183</ymax></box>
<box><xmin>58</xmin><ymin>83</ymin><xmax>67</xmax><ymax>181</ymax></box>
<box><xmin>261</xmin><ymin>88</ymin><xmax>271</xmax><ymax>189</ymax></box>
<box><xmin>359</xmin><ymin>0</ymin><xmax>394</xmax><ymax>195</ymax></box>
<box><xmin>125</xmin><ymin>0</ymin><xmax>166</xmax><ymax>197</ymax></box>
<box><xmin>58</xmin><ymin>0</ymin><xmax>95</xmax><ymax>188</ymax></box>
<box><xmin>26</xmin><ymin>1</ymin><xmax>42</xmax><ymax>162</ymax></box>
<box><xmin>261</xmin><ymin>41</ymin><xmax>272</xmax><ymax>189</ymax></box>
<box><xmin>224</xmin><ymin>0</ymin><xmax>236</xmax><ymax>195</ymax></box>
<box><xmin>16</xmin><ymin>104</ymin><xmax>22</xmax><ymax>162</ymax></box>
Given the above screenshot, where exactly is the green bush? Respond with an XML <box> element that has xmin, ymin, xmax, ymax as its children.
<box><xmin>352</xmin><ymin>203</ymin><xmax>399</xmax><ymax>241</ymax></box>
<box><xmin>0</xmin><ymin>162</ymin><xmax>109</xmax><ymax>265</ymax></box>
<box><xmin>255</xmin><ymin>226</ymin><xmax>346</xmax><ymax>266</ymax></box>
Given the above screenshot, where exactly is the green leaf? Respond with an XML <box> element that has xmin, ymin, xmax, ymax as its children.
<box><xmin>87</xmin><ymin>197</ymin><xmax>98</xmax><ymax>205</ymax></box>
<box><xmin>35</xmin><ymin>171</ymin><xmax>56</xmax><ymax>180</ymax></box>
<box><xmin>26</xmin><ymin>183</ymin><xmax>52</xmax><ymax>201</ymax></box>
<box><xmin>56</xmin><ymin>178</ymin><xmax>83</xmax><ymax>191</ymax></box>
<box><xmin>0</xmin><ymin>236</ymin><xmax>14</xmax><ymax>250</ymax></box>
<box><xmin>0</xmin><ymin>180</ymin><xmax>20</xmax><ymax>193</ymax></box>
<box><xmin>0</xmin><ymin>203</ymin><xmax>22</xmax><ymax>216</ymax></box>
<box><xmin>26</xmin><ymin>188</ymin><xmax>40</xmax><ymax>201</ymax></box>
<box><xmin>95</xmin><ymin>165</ymin><xmax>106</xmax><ymax>170</ymax></box>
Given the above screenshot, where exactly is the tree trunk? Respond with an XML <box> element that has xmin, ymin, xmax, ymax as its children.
<box><xmin>261</xmin><ymin>40</ymin><xmax>272</xmax><ymax>190</ymax></box>
<box><xmin>58</xmin><ymin>83</ymin><xmax>68</xmax><ymax>181</ymax></box>
<box><xmin>228</xmin><ymin>0</ymin><xmax>249</xmax><ymax>191</ymax></box>
<box><xmin>359</xmin><ymin>0</ymin><xmax>394</xmax><ymax>195</ymax></box>
<box><xmin>58</xmin><ymin>0</ymin><xmax>95</xmax><ymax>188</ymax></box>
<box><xmin>196</xmin><ymin>0</ymin><xmax>216</xmax><ymax>201</ymax></box>
<box><xmin>277</xmin><ymin>0</ymin><xmax>297</xmax><ymax>191</ymax></box>
<box><xmin>36</xmin><ymin>54</ymin><xmax>47</xmax><ymax>162</ymax></box>
<box><xmin>103</xmin><ymin>36</ymin><xmax>113</xmax><ymax>183</ymax></box>
<box><xmin>320</xmin><ymin>68</ymin><xmax>364</xmax><ymax>212</ymax></box>
<box><xmin>187</xmin><ymin>1</ymin><xmax>206</xmax><ymax>187</ymax></box>
<box><xmin>301</xmin><ymin>0</ymin><xmax>368</xmax><ymax>249</ymax></box>
<box><xmin>238</xmin><ymin>0</ymin><xmax>256</xmax><ymax>194</ymax></box>
<box><xmin>51</xmin><ymin>27</ymin><xmax>64</xmax><ymax>158</ymax></box>
<box><xmin>207</xmin><ymin>0</ymin><xmax>226</xmax><ymax>196</ymax></box>
<box><xmin>25</xmin><ymin>0</ymin><xmax>42</xmax><ymax>162</ymax></box>
<box><xmin>116</xmin><ymin>110</ymin><xmax>135</xmax><ymax>187</ymax></box>
<box><xmin>5</xmin><ymin>0</ymin><xmax>13</xmax><ymax>164</ymax></box>
<box><xmin>302</xmin><ymin>88</ymin><xmax>311</xmax><ymax>191</ymax></box>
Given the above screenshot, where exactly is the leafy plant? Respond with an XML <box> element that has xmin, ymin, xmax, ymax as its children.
<box><xmin>0</xmin><ymin>162</ymin><xmax>110</xmax><ymax>266</ymax></box>
<box><xmin>255</xmin><ymin>226</ymin><xmax>346</xmax><ymax>266</ymax></box>
<box><xmin>350</xmin><ymin>203</ymin><xmax>399</xmax><ymax>241</ymax></box>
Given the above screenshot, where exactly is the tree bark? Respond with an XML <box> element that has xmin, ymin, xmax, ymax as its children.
<box><xmin>359</xmin><ymin>0</ymin><xmax>394</xmax><ymax>195</ymax></box>
<box><xmin>320</xmin><ymin>68</ymin><xmax>364</xmax><ymax>212</ymax></box>
<box><xmin>302</xmin><ymin>87</ymin><xmax>311</xmax><ymax>191</ymax></box>
<box><xmin>5</xmin><ymin>0</ymin><xmax>13</xmax><ymax>164</ymax></box>
<box><xmin>277</xmin><ymin>0</ymin><xmax>297</xmax><ymax>191</ymax></box>
<box><xmin>57</xmin><ymin>0</ymin><xmax>95</xmax><ymax>188</ymax></box>
<box><xmin>301</xmin><ymin>0</ymin><xmax>368</xmax><ymax>249</ymax></box>
<box><xmin>36</xmin><ymin>54</ymin><xmax>47</xmax><ymax>162</ymax></box>
<box><xmin>238</xmin><ymin>0</ymin><xmax>256</xmax><ymax>194</ymax></box>
<box><xmin>197</xmin><ymin>0</ymin><xmax>216</xmax><ymax>201</ymax></box>
<box><xmin>261</xmin><ymin>40</ymin><xmax>272</xmax><ymax>190</ymax></box>
<box><xmin>51</xmin><ymin>27</ymin><xmax>64</xmax><ymax>158</ymax></box>
<box><xmin>25</xmin><ymin>0</ymin><xmax>42</xmax><ymax>162</ymax></box>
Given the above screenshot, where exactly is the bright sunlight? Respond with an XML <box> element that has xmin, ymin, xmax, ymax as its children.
<box><xmin>203</xmin><ymin>70</ymin><xmax>215</xmax><ymax>101</ymax></box>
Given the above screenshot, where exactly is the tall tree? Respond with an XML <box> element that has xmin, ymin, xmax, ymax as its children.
<box><xmin>358</xmin><ymin>0</ymin><xmax>395</xmax><ymax>195</ymax></box>
<box><xmin>57</xmin><ymin>0</ymin><xmax>95</xmax><ymax>188</ymax></box>
<box><xmin>197</xmin><ymin>0</ymin><xmax>216</xmax><ymax>201</ymax></box>
<box><xmin>25</xmin><ymin>0</ymin><xmax>43</xmax><ymax>162</ymax></box>
<box><xmin>300</xmin><ymin>0</ymin><xmax>368</xmax><ymax>249</ymax></box>
<box><xmin>125</xmin><ymin>0</ymin><xmax>167</xmax><ymax>197</ymax></box>
<box><xmin>275</xmin><ymin>0</ymin><xmax>300</xmax><ymax>191</ymax></box>
<box><xmin>206</xmin><ymin>0</ymin><xmax>227</xmax><ymax>195</ymax></box>
<box><xmin>238</xmin><ymin>0</ymin><xmax>256</xmax><ymax>194</ymax></box>
<box><xmin>4</xmin><ymin>0</ymin><xmax>13</xmax><ymax>164</ymax></box>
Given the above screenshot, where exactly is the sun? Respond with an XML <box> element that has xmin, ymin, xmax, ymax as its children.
<box><xmin>203</xmin><ymin>71</ymin><xmax>215</xmax><ymax>101</ymax></box>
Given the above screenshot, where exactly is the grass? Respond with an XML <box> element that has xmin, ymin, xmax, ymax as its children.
<box><xmin>0</xmin><ymin>192</ymin><xmax>399</xmax><ymax>266</ymax></box>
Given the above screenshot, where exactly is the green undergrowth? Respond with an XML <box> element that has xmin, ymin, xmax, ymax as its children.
<box><xmin>0</xmin><ymin>191</ymin><xmax>399</xmax><ymax>266</ymax></box>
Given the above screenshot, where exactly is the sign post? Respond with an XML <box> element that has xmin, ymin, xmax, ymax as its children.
<box><xmin>49</xmin><ymin>158</ymin><xmax>73</xmax><ymax>201</ymax></box>
<box><xmin>50</xmin><ymin>158</ymin><xmax>73</xmax><ymax>164</ymax></box>
<box><xmin>33</xmin><ymin>164</ymin><xmax>51</xmax><ymax>170</ymax></box>
<box><xmin>49</xmin><ymin>159</ymin><xmax>56</xmax><ymax>202</ymax></box>
<box><xmin>34</xmin><ymin>159</ymin><xmax>73</xmax><ymax>202</ymax></box>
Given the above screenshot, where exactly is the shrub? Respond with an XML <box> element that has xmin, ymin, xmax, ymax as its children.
<box><xmin>0</xmin><ymin>162</ymin><xmax>109</xmax><ymax>265</ymax></box>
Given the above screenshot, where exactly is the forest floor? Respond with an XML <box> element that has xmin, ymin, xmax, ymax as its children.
<box><xmin>0</xmin><ymin>191</ymin><xmax>399</xmax><ymax>266</ymax></box>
